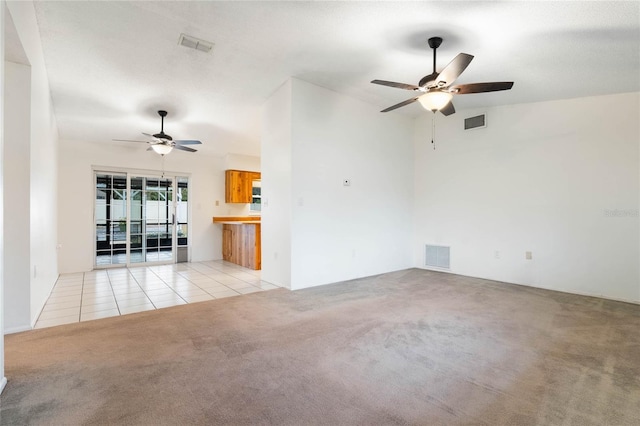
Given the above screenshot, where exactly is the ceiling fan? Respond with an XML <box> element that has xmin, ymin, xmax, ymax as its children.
<box><xmin>113</xmin><ymin>110</ymin><xmax>202</xmax><ymax>155</ymax></box>
<box><xmin>372</xmin><ymin>37</ymin><xmax>514</xmax><ymax>115</ymax></box>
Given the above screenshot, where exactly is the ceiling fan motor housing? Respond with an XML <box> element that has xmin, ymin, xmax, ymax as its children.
<box><xmin>153</xmin><ymin>132</ymin><xmax>172</xmax><ymax>141</ymax></box>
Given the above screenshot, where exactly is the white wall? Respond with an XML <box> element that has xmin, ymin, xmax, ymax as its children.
<box><xmin>262</xmin><ymin>78</ymin><xmax>414</xmax><ymax>290</ymax></box>
<box><xmin>3</xmin><ymin>60</ymin><xmax>30</xmax><ymax>332</ymax></box>
<box><xmin>5</xmin><ymin>0</ymin><xmax>59</xmax><ymax>328</ymax></box>
<box><xmin>413</xmin><ymin>92</ymin><xmax>640</xmax><ymax>303</ymax></box>
<box><xmin>219</xmin><ymin>153</ymin><xmax>261</xmax><ymax>217</ymax></box>
<box><xmin>261</xmin><ymin>80</ymin><xmax>293</xmax><ymax>288</ymax></box>
<box><xmin>58</xmin><ymin>140</ymin><xmax>228</xmax><ymax>273</ymax></box>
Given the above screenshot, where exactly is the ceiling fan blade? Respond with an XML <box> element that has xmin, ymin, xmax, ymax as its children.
<box><xmin>440</xmin><ymin>102</ymin><xmax>455</xmax><ymax>116</ymax></box>
<box><xmin>174</xmin><ymin>145</ymin><xmax>197</xmax><ymax>153</ymax></box>
<box><xmin>112</xmin><ymin>139</ymin><xmax>148</xmax><ymax>143</ymax></box>
<box><xmin>435</xmin><ymin>53</ymin><xmax>474</xmax><ymax>87</ymax></box>
<box><xmin>142</xmin><ymin>132</ymin><xmax>156</xmax><ymax>138</ymax></box>
<box><xmin>380</xmin><ymin>96</ymin><xmax>420</xmax><ymax>112</ymax></box>
<box><xmin>174</xmin><ymin>140</ymin><xmax>202</xmax><ymax>145</ymax></box>
<box><xmin>450</xmin><ymin>82</ymin><xmax>514</xmax><ymax>94</ymax></box>
<box><xmin>371</xmin><ymin>80</ymin><xmax>420</xmax><ymax>91</ymax></box>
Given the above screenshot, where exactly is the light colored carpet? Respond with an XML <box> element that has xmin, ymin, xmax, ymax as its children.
<box><xmin>1</xmin><ymin>268</ymin><xmax>639</xmax><ymax>425</ymax></box>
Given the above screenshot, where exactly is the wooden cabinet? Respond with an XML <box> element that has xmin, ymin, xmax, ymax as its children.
<box><xmin>222</xmin><ymin>226</ymin><xmax>235</xmax><ymax>262</ymax></box>
<box><xmin>225</xmin><ymin>170</ymin><xmax>261</xmax><ymax>203</ymax></box>
<box><xmin>222</xmin><ymin>223</ymin><xmax>261</xmax><ymax>270</ymax></box>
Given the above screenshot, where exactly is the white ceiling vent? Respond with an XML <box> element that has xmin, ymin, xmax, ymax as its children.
<box><xmin>178</xmin><ymin>34</ymin><xmax>213</xmax><ymax>53</ymax></box>
<box><xmin>464</xmin><ymin>113</ymin><xmax>487</xmax><ymax>130</ymax></box>
<box><xmin>425</xmin><ymin>245</ymin><xmax>450</xmax><ymax>269</ymax></box>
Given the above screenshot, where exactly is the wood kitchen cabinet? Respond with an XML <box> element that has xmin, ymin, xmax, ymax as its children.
<box><xmin>222</xmin><ymin>223</ymin><xmax>261</xmax><ymax>270</ymax></box>
<box><xmin>225</xmin><ymin>170</ymin><xmax>261</xmax><ymax>203</ymax></box>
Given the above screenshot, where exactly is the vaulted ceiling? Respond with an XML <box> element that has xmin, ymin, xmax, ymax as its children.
<box><xmin>32</xmin><ymin>1</ymin><xmax>640</xmax><ymax>157</ymax></box>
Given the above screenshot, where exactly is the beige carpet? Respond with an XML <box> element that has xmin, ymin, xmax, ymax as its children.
<box><xmin>1</xmin><ymin>268</ymin><xmax>639</xmax><ymax>425</ymax></box>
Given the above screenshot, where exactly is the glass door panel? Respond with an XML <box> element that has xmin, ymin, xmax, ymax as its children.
<box><xmin>176</xmin><ymin>177</ymin><xmax>188</xmax><ymax>246</ymax></box>
<box><xmin>94</xmin><ymin>173</ymin><xmax>128</xmax><ymax>266</ymax></box>
<box><xmin>135</xmin><ymin>176</ymin><xmax>174</xmax><ymax>264</ymax></box>
<box><xmin>129</xmin><ymin>176</ymin><xmax>145</xmax><ymax>264</ymax></box>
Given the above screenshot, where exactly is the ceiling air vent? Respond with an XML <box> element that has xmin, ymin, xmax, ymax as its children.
<box><xmin>425</xmin><ymin>245</ymin><xmax>450</xmax><ymax>269</ymax></box>
<box><xmin>178</xmin><ymin>33</ymin><xmax>214</xmax><ymax>54</ymax></box>
<box><xmin>464</xmin><ymin>113</ymin><xmax>487</xmax><ymax>130</ymax></box>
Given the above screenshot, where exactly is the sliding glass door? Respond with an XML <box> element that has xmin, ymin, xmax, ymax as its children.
<box><xmin>94</xmin><ymin>171</ymin><xmax>190</xmax><ymax>267</ymax></box>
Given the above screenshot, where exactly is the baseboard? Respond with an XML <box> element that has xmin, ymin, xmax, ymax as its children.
<box><xmin>417</xmin><ymin>266</ymin><xmax>640</xmax><ymax>305</ymax></box>
<box><xmin>0</xmin><ymin>376</ymin><xmax>6</xmax><ymax>394</ymax></box>
<box><xmin>4</xmin><ymin>325</ymin><xmax>33</xmax><ymax>335</ymax></box>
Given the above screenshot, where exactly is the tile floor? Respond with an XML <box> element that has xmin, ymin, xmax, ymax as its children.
<box><xmin>34</xmin><ymin>260</ymin><xmax>281</xmax><ymax>329</ymax></box>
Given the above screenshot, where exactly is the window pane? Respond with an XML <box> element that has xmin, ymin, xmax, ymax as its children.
<box><xmin>130</xmin><ymin>249</ymin><xmax>144</xmax><ymax>263</ymax></box>
<box><xmin>131</xmin><ymin>177</ymin><xmax>143</xmax><ymax>190</ymax></box>
<box><xmin>145</xmin><ymin>248</ymin><xmax>159</xmax><ymax>262</ymax></box>
<box><xmin>130</xmin><ymin>235</ymin><xmax>143</xmax><ymax>248</ymax></box>
<box><xmin>96</xmin><ymin>225</ymin><xmax>107</xmax><ymax>242</ymax></box>
<box><xmin>130</xmin><ymin>220</ymin><xmax>142</xmax><ymax>234</ymax></box>
<box><xmin>177</xmin><ymin>224</ymin><xmax>188</xmax><ymax>246</ymax></box>
<box><xmin>96</xmin><ymin>174</ymin><xmax>109</xmax><ymax>189</ymax></box>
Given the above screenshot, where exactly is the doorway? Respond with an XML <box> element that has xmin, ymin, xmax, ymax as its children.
<box><xmin>94</xmin><ymin>172</ymin><xmax>190</xmax><ymax>267</ymax></box>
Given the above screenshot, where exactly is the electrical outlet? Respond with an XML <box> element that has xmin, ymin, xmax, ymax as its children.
<box><xmin>526</xmin><ymin>251</ymin><xmax>533</xmax><ymax>260</ymax></box>
<box><xmin>343</xmin><ymin>179</ymin><xmax>351</xmax><ymax>186</ymax></box>
<box><xmin>215</xmin><ymin>200</ymin><xmax>219</xmax><ymax>206</ymax></box>
<box><xmin>494</xmin><ymin>250</ymin><xmax>501</xmax><ymax>259</ymax></box>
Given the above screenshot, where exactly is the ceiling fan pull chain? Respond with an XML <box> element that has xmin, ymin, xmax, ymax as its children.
<box><xmin>431</xmin><ymin>111</ymin><xmax>436</xmax><ymax>150</ymax></box>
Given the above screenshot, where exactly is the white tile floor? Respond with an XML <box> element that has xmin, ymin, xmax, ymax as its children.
<box><xmin>34</xmin><ymin>260</ymin><xmax>281</xmax><ymax>330</ymax></box>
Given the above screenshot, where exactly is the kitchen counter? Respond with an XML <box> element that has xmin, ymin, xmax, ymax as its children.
<box><xmin>213</xmin><ymin>218</ymin><xmax>261</xmax><ymax>270</ymax></box>
<box><xmin>212</xmin><ymin>216</ymin><xmax>260</xmax><ymax>223</ymax></box>
<box><xmin>216</xmin><ymin>221</ymin><xmax>261</xmax><ymax>225</ymax></box>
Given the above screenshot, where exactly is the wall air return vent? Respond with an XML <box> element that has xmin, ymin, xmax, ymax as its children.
<box><xmin>425</xmin><ymin>245</ymin><xmax>450</xmax><ymax>269</ymax></box>
<box><xmin>464</xmin><ymin>113</ymin><xmax>486</xmax><ymax>130</ymax></box>
<box><xmin>178</xmin><ymin>33</ymin><xmax>214</xmax><ymax>53</ymax></box>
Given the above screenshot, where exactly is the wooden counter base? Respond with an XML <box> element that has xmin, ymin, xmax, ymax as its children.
<box><xmin>222</xmin><ymin>223</ymin><xmax>261</xmax><ymax>270</ymax></box>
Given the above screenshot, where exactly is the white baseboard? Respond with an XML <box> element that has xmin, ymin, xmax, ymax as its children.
<box><xmin>4</xmin><ymin>324</ymin><xmax>33</xmax><ymax>335</ymax></box>
<box><xmin>418</xmin><ymin>266</ymin><xmax>640</xmax><ymax>305</ymax></box>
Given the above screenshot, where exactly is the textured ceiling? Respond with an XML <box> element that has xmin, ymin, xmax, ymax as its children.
<box><xmin>32</xmin><ymin>1</ymin><xmax>640</xmax><ymax>157</ymax></box>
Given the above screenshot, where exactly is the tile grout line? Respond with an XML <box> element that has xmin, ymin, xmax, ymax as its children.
<box><xmin>120</xmin><ymin>268</ymin><xmax>155</xmax><ymax>310</ymax></box>
<box><xmin>132</xmin><ymin>266</ymin><xmax>178</xmax><ymax>309</ymax></box>
<box><xmin>107</xmin><ymin>269</ymin><xmax>124</xmax><ymax>317</ymax></box>
<box><xmin>182</xmin><ymin>264</ymin><xmax>244</xmax><ymax>297</ymax></box>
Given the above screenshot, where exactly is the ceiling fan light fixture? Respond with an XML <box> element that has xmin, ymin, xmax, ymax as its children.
<box><xmin>418</xmin><ymin>91</ymin><xmax>453</xmax><ymax>111</ymax></box>
<box><xmin>151</xmin><ymin>144</ymin><xmax>173</xmax><ymax>155</ymax></box>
